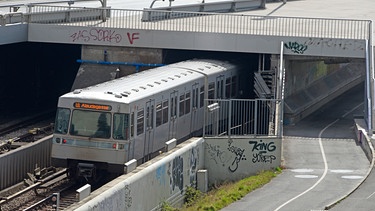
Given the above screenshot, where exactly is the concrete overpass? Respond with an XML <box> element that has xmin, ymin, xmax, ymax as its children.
<box><xmin>0</xmin><ymin>0</ymin><xmax>372</xmax><ymax>131</ymax></box>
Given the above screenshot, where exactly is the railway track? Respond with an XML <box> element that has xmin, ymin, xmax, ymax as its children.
<box><xmin>0</xmin><ymin>124</ymin><xmax>54</xmax><ymax>153</ymax></box>
<box><xmin>0</xmin><ymin>168</ymin><xmax>82</xmax><ymax>211</ymax></box>
<box><xmin>0</xmin><ymin>110</ymin><xmax>55</xmax><ymax>136</ymax></box>
<box><xmin>0</xmin><ymin>167</ymin><xmax>114</xmax><ymax>211</ymax></box>
<box><xmin>0</xmin><ymin>110</ymin><xmax>55</xmax><ymax>153</ymax></box>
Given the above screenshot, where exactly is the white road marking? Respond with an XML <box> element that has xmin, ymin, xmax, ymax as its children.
<box><xmin>366</xmin><ymin>191</ymin><xmax>375</xmax><ymax>199</ymax></box>
<box><xmin>274</xmin><ymin>103</ymin><xmax>362</xmax><ymax>211</ymax></box>
<box><xmin>291</xmin><ymin>169</ymin><xmax>314</xmax><ymax>173</ymax></box>
<box><xmin>295</xmin><ymin>175</ymin><xmax>319</xmax><ymax>179</ymax></box>
<box><xmin>341</xmin><ymin>175</ymin><xmax>364</xmax><ymax>180</ymax></box>
<box><xmin>330</xmin><ymin>169</ymin><xmax>354</xmax><ymax>173</ymax></box>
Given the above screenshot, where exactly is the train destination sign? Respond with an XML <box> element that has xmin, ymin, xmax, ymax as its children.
<box><xmin>74</xmin><ymin>102</ymin><xmax>112</xmax><ymax>111</ymax></box>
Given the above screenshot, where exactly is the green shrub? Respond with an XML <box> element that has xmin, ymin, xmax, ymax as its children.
<box><xmin>184</xmin><ymin>186</ymin><xmax>202</xmax><ymax>207</ymax></box>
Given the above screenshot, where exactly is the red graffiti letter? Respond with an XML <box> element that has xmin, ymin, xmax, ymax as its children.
<box><xmin>127</xmin><ymin>32</ymin><xmax>139</xmax><ymax>44</ymax></box>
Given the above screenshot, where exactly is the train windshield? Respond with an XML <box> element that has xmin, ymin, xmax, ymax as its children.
<box><xmin>54</xmin><ymin>108</ymin><xmax>71</xmax><ymax>134</ymax></box>
<box><xmin>70</xmin><ymin>110</ymin><xmax>111</xmax><ymax>139</ymax></box>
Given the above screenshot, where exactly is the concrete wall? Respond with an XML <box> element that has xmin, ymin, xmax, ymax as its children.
<box><xmin>71</xmin><ymin>45</ymin><xmax>163</xmax><ymax>90</ymax></box>
<box><xmin>204</xmin><ymin>137</ymin><xmax>281</xmax><ymax>184</ymax></box>
<box><xmin>0</xmin><ymin>24</ymin><xmax>27</xmax><ymax>45</ymax></box>
<box><xmin>28</xmin><ymin>24</ymin><xmax>366</xmax><ymax>59</ymax></box>
<box><xmin>71</xmin><ymin>137</ymin><xmax>206</xmax><ymax>211</ymax></box>
<box><xmin>69</xmin><ymin>136</ymin><xmax>281</xmax><ymax>210</ymax></box>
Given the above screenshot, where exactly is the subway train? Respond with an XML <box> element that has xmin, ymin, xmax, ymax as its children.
<box><xmin>51</xmin><ymin>59</ymin><xmax>245</xmax><ymax>180</ymax></box>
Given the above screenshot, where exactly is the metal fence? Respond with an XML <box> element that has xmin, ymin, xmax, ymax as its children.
<box><xmin>204</xmin><ymin>99</ymin><xmax>282</xmax><ymax>137</ymax></box>
<box><xmin>0</xmin><ymin>136</ymin><xmax>52</xmax><ymax>191</ymax></box>
<box><xmin>1</xmin><ymin>5</ymin><xmax>371</xmax><ymax>40</ymax></box>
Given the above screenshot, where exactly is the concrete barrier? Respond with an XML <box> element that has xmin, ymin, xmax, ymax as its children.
<box><xmin>69</xmin><ymin>136</ymin><xmax>281</xmax><ymax>210</ymax></box>
<box><xmin>354</xmin><ymin>118</ymin><xmax>373</xmax><ymax>163</ymax></box>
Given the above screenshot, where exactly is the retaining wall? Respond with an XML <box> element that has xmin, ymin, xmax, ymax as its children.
<box><xmin>69</xmin><ymin>136</ymin><xmax>281</xmax><ymax>210</ymax></box>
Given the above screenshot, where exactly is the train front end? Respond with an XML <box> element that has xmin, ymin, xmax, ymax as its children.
<box><xmin>51</xmin><ymin>95</ymin><xmax>131</xmax><ymax>181</ymax></box>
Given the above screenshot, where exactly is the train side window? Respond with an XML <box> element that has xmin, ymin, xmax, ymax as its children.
<box><xmin>162</xmin><ymin>100</ymin><xmax>169</xmax><ymax>124</ymax></box>
<box><xmin>225</xmin><ymin>77</ymin><xmax>231</xmax><ymax>99</ymax></box>
<box><xmin>185</xmin><ymin>91</ymin><xmax>191</xmax><ymax>114</ymax></box>
<box><xmin>130</xmin><ymin>112</ymin><xmax>134</xmax><ymax>137</ymax></box>
<box><xmin>146</xmin><ymin>105</ymin><xmax>154</xmax><ymax>129</ymax></box>
<box><xmin>208</xmin><ymin>82</ymin><xmax>215</xmax><ymax>99</ymax></box>
<box><xmin>216</xmin><ymin>80</ymin><xmax>223</xmax><ymax>99</ymax></box>
<box><xmin>170</xmin><ymin>93</ymin><xmax>177</xmax><ymax>118</ymax></box>
<box><xmin>192</xmin><ymin>88</ymin><xmax>198</xmax><ymax>109</ymax></box>
<box><xmin>54</xmin><ymin>108</ymin><xmax>70</xmax><ymax>134</ymax></box>
<box><xmin>200</xmin><ymin>86</ymin><xmax>204</xmax><ymax>108</ymax></box>
<box><xmin>137</xmin><ymin>109</ymin><xmax>144</xmax><ymax>135</ymax></box>
<box><xmin>231</xmin><ymin>76</ymin><xmax>237</xmax><ymax>97</ymax></box>
<box><xmin>156</xmin><ymin>102</ymin><xmax>162</xmax><ymax>127</ymax></box>
<box><xmin>179</xmin><ymin>93</ymin><xmax>185</xmax><ymax>117</ymax></box>
<box><xmin>113</xmin><ymin>113</ymin><xmax>129</xmax><ymax>140</ymax></box>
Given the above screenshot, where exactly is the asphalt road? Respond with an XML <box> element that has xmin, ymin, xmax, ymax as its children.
<box><xmin>222</xmin><ymin>83</ymin><xmax>371</xmax><ymax>211</ymax></box>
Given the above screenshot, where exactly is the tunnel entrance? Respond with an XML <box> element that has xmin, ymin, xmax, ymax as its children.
<box><xmin>0</xmin><ymin>42</ymin><xmax>80</xmax><ymax>115</ymax></box>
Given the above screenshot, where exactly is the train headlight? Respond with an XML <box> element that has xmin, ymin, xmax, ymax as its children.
<box><xmin>112</xmin><ymin>143</ymin><xmax>117</xmax><ymax>149</ymax></box>
<box><xmin>118</xmin><ymin>144</ymin><xmax>124</xmax><ymax>149</ymax></box>
<box><xmin>55</xmin><ymin>138</ymin><xmax>61</xmax><ymax>143</ymax></box>
<box><xmin>63</xmin><ymin>139</ymin><xmax>67</xmax><ymax>144</ymax></box>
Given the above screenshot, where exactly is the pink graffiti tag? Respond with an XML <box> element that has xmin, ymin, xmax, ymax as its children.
<box><xmin>69</xmin><ymin>28</ymin><xmax>122</xmax><ymax>43</ymax></box>
<box><xmin>90</xmin><ymin>29</ymin><xmax>122</xmax><ymax>43</ymax></box>
<box><xmin>70</xmin><ymin>30</ymin><xmax>90</xmax><ymax>42</ymax></box>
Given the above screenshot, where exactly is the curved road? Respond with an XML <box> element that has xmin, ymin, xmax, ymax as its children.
<box><xmin>222</xmin><ymin>83</ymin><xmax>371</xmax><ymax>211</ymax></box>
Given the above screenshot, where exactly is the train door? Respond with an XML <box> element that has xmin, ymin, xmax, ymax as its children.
<box><xmin>190</xmin><ymin>83</ymin><xmax>200</xmax><ymax>136</ymax></box>
<box><xmin>144</xmin><ymin>99</ymin><xmax>155</xmax><ymax>162</ymax></box>
<box><xmin>169</xmin><ymin>90</ymin><xmax>178</xmax><ymax>140</ymax></box>
<box><xmin>216</xmin><ymin>75</ymin><xmax>224</xmax><ymax>99</ymax></box>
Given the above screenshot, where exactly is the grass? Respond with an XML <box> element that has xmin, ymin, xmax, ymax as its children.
<box><xmin>162</xmin><ymin>167</ymin><xmax>282</xmax><ymax>211</ymax></box>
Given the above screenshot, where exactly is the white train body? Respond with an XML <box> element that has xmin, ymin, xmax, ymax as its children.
<box><xmin>51</xmin><ymin>59</ymin><xmax>241</xmax><ymax>178</ymax></box>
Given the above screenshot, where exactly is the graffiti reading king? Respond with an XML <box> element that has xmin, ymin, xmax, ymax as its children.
<box><xmin>249</xmin><ymin>140</ymin><xmax>276</xmax><ymax>164</ymax></box>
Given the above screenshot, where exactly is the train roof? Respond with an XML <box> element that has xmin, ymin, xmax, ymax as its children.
<box><xmin>59</xmin><ymin>59</ymin><xmax>236</xmax><ymax>104</ymax></box>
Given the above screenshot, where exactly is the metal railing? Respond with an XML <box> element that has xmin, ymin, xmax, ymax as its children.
<box><xmin>1</xmin><ymin>5</ymin><xmax>371</xmax><ymax>40</ymax></box>
<box><xmin>204</xmin><ymin>99</ymin><xmax>282</xmax><ymax>137</ymax></box>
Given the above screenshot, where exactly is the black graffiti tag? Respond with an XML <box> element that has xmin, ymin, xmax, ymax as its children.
<box><xmin>206</xmin><ymin>143</ymin><xmax>227</xmax><ymax>165</ymax></box>
<box><xmin>252</xmin><ymin>151</ymin><xmax>276</xmax><ymax>163</ymax></box>
<box><xmin>170</xmin><ymin>156</ymin><xmax>184</xmax><ymax>194</ymax></box>
<box><xmin>227</xmin><ymin>140</ymin><xmax>246</xmax><ymax>172</ymax></box>
<box><xmin>284</xmin><ymin>41</ymin><xmax>308</xmax><ymax>54</ymax></box>
<box><xmin>249</xmin><ymin>140</ymin><xmax>276</xmax><ymax>152</ymax></box>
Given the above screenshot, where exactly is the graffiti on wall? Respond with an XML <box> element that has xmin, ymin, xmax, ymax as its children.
<box><xmin>227</xmin><ymin>139</ymin><xmax>247</xmax><ymax>173</ymax></box>
<box><xmin>285</xmin><ymin>38</ymin><xmax>365</xmax><ymax>55</ymax></box>
<box><xmin>284</xmin><ymin>41</ymin><xmax>308</xmax><ymax>54</ymax></box>
<box><xmin>69</xmin><ymin>28</ymin><xmax>140</xmax><ymax>44</ymax></box>
<box><xmin>249</xmin><ymin>140</ymin><xmax>276</xmax><ymax>164</ymax></box>
<box><xmin>189</xmin><ymin>147</ymin><xmax>199</xmax><ymax>184</ymax></box>
<box><xmin>156</xmin><ymin>164</ymin><xmax>167</xmax><ymax>186</ymax></box>
<box><xmin>124</xmin><ymin>185</ymin><xmax>132</xmax><ymax>208</ymax></box>
<box><xmin>168</xmin><ymin>156</ymin><xmax>184</xmax><ymax>194</ymax></box>
<box><xmin>206</xmin><ymin>138</ymin><xmax>278</xmax><ymax>173</ymax></box>
<box><xmin>303</xmin><ymin>38</ymin><xmax>365</xmax><ymax>51</ymax></box>
<box><xmin>206</xmin><ymin>143</ymin><xmax>231</xmax><ymax>165</ymax></box>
